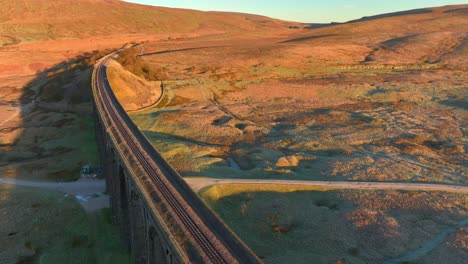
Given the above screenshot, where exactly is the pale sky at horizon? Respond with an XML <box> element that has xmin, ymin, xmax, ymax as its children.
<box><xmin>123</xmin><ymin>0</ymin><xmax>465</xmax><ymax>23</ymax></box>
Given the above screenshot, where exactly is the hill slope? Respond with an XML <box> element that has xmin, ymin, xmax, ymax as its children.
<box><xmin>285</xmin><ymin>4</ymin><xmax>468</xmax><ymax>66</ymax></box>
<box><xmin>0</xmin><ymin>0</ymin><xmax>299</xmax><ymax>43</ymax></box>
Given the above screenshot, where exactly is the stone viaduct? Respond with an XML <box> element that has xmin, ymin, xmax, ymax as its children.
<box><xmin>92</xmin><ymin>53</ymin><xmax>262</xmax><ymax>264</ymax></box>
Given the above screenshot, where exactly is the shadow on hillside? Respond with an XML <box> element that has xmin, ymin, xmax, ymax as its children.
<box><xmin>305</xmin><ymin>8</ymin><xmax>432</xmax><ymax>30</ymax></box>
<box><xmin>443</xmin><ymin>7</ymin><xmax>467</xmax><ymax>13</ymax></box>
<box><xmin>0</xmin><ymin>49</ymin><xmax>113</xmax><ymax>182</ymax></box>
<box><xmin>279</xmin><ymin>34</ymin><xmax>336</xmax><ymax>43</ymax></box>
<box><xmin>139</xmin><ymin>45</ymin><xmax>227</xmax><ymax>57</ymax></box>
<box><xmin>143</xmin><ymin>130</ymin><xmax>228</xmax><ymax>148</ymax></box>
<box><xmin>347</xmin><ymin>8</ymin><xmax>432</xmax><ymax>23</ymax></box>
<box><xmin>440</xmin><ymin>97</ymin><xmax>468</xmax><ymax>110</ymax></box>
<box><xmin>0</xmin><ymin>47</ymin><xmax>134</xmax><ymax>263</ymax></box>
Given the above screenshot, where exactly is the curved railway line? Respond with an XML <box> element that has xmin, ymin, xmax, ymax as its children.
<box><xmin>92</xmin><ymin>54</ymin><xmax>261</xmax><ymax>264</ymax></box>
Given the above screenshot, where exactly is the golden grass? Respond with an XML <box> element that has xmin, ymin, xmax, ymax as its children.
<box><xmin>131</xmin><ymin>31</ymin><xmax>467</xmax><ymax>183</ymax></box>
<box><xmin>202</xmin><ymin>184</ymin><xmax>337</xmax><ymax>202</ymax></box>
<box><xmin>107</xmin><ymin>60</ymin><xmax>162</xmax><ymax>111</ymax></box>
<box><xmin>0</xmin><ymin>0</ymin><xmax>300</xmax><ymax>43</ymax></box>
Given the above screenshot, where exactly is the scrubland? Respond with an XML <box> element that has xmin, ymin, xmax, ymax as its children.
<box><xmin>0</xmin><ymin>0</ymin><xmax>303</xmax><ymax>262</ymax></box>
<box><xmin>116</xmin><ymin>5</ymin><xmax>468</xmax><ymax>262</ymax></box>
<box><xmin>0</xmin><ymin>0</ymin><xmax>302</xmax><ymax>262</ymax></box>
<box><xmin>130</xmin><ymin>6</ymin><xmax>467</xmax><ymax>184</ymax></box>
<box><xmin>201</xmin><ymin>184</ymin><xmax>467</xmax><ymax>263</ymax></box>
<box><xmin>1</xmin><ymin>0</ymin><xmax>467</xmax><ymax>263</ymax></box>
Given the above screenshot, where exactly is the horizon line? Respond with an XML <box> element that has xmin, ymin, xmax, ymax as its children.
<box><xmin>122</xmin><ymin>1</ymin><xmax>467</xmax><ymax>23</ymax></box>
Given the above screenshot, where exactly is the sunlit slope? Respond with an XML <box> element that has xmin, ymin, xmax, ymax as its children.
<box><xmin>0</xmin><ymin>0</ymin><xmax>299</xmax><ymax>42</ymax></box>
<box><xmin>287</xmin><ymin>5</ymin><xmax>468</xmax><ymax>66</ymax></box>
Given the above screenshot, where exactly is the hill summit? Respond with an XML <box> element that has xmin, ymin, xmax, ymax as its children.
<box><xmin>0</xmin><ymin>0</ymin><xmax>299</xmax><ymax>42</ymax></box>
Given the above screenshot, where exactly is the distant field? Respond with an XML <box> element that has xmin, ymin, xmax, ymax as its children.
<box><xmin>201</xmin><ymin>184</ymin><xmax>468</xmax><ymax>264</ymax></box>
<box><xmin>0</xmin><ymin>185</ymin><xmax>129</xmax><ymax>264</ymax></box>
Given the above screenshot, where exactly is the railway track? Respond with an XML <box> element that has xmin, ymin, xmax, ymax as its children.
<box><xmin>93</xmin><ymin>56</ymin><xmax>257</xmax><ymax>263</ymax></box>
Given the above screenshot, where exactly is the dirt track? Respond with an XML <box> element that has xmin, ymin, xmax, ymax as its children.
<box><xmin>0</xmin><ymin>177</ymin><xmax>108</xmax><ymax>212</ymax></box>
<box><xmin>188</xmin><ymin>177</ymin><xmax>468</xmax><ymax>262</ymax></box>
<box><xmin>184</xmin><ymin>178</ymin><xmax>468</xmax><ymax>193</ymax></box>
<box><xmin>385</xmin><ymin>218</ymin><xmax>468</xmax><ymax>263</ymax></box>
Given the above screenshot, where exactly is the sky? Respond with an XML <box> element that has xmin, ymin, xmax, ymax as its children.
<box><xmin>123</xmin><ymin>0</ymin><xmax>465</xmax><ymax>23</ymax></box>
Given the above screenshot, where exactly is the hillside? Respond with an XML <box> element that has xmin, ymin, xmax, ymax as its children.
<box><xmin>125</xmin><ymin>3</ymin><xmax>467</xmax><ymax>183</ymax></box>
<box><xmin>121</xmin><ymin>4</ymin><xmax>467</xmax><ymax>263</ymax></box>
<box><xmin>288</xmin><ymin>5</ymin><xmax>468</xmax><ymax>67</ymax></box>
<box><xmin>0</xmin><ymin>1</ymin><xmax>466</xmax><ymax>263</ymax></box>
<box><xmin>0</xmin><ymin>0</ymin><xmax>300</xmax><ymax>44</ymax></box>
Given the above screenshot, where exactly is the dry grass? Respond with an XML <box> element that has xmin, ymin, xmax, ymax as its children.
<box><xmin>202</xmin><ymin>184</ymin><xmax>335</xmax><ymax>202</ymax></box>
<box><xmin>107</xmin><ymin>60</ymin><xmax>162</xmax><ymax>111</ymax></box>
<box><xmin>201</xmin><ymin>184</ymin><xmax>468</xmax><ymax>263</ymax></box>
<box><xmin>123</xmin><ymin>5</ymin><xmax>467</xmax><ymax>184</ymax></box>
<box><xmin>115</xmin><ymin>11</ymin><xmax>468</xmax><ymax>262</ymax></box>
<box><xmin>450</xmin><ymin>228</ymin><xmax>468</xmax><ymax>249</ymax></box>
<box><xmin>131</xmin><ymin>63</ymin><xmax>467</xmax><ymax>183</ymax></box>
<box><xmin>0</xmin><ymin>0</ymin><xmax>300</xmax><ymax>43</ymax></box>
<box><xmin>1</xmin><ymin>2</ymin><xmax>464</xmax><ymax>262</ymax></box>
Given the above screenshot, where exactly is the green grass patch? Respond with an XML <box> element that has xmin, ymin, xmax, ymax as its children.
<box><xmin>3</xmin><ymin>110</ymin><xmax>100</xmax><ymax>182</ymax></box>
<box><xmin>0</xmin><ymin>185</ymin><xmax>129</xmax><ymax>264</ymax></box>
<box><xmin>201</xmin><ymin>184</ymin><xmax>468</xmax><ymax>264</ymax></box>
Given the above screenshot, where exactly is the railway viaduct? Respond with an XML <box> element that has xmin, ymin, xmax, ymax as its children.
<box><xmin>92</xmin><ymin>53</ymin><xmax>262</xmax><ymax>264</ymax></box>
